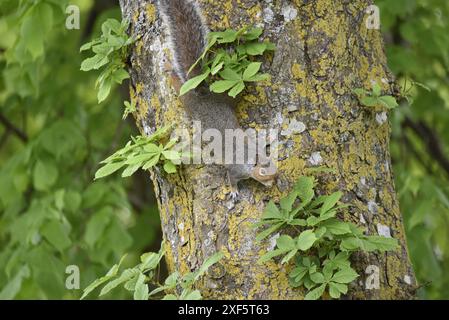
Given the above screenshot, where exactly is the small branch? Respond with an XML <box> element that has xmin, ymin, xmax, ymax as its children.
<box><xmin>0</xmin><ymin>113</ymin><xmax>28</xmax><ymax>143</ymax></box>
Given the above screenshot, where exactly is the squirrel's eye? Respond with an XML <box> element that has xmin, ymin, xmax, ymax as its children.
<box><xmin>259</xmin><ymin>168</ymin><xmax>267</xmax><ymax>176</ymax></box>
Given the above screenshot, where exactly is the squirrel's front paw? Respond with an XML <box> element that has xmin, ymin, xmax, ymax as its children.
<box><xmin>229</xmin><ymin>190</ymin><xmax>240</xmax><ymax>201</ymax></box>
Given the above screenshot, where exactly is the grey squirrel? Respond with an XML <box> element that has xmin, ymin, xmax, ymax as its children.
<box><xmin>158</xmin><ymin>0</ymin><xmax>277</xmax><ymax>198</ymax></box>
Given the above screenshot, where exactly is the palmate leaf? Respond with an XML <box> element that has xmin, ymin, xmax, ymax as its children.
<box><xmin>94</xmin><ymin>125</ymin><xmax>181</xmax><ymax>180</ymax></box>
<box><xmin>184</xmin><ymin>25</ymin><xmax>275</xmax><ymax>97</ymax></box>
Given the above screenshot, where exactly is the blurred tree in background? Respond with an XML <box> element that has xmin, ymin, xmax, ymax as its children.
<box><xmin>0</xmin><ymin>0</ymin><xmax>448</xmax><ymax>299</ymax></box>
<box><xmin>0</xmin><ymin>0</ymin><xmax>161</xmax><ymax>299</ymax></box>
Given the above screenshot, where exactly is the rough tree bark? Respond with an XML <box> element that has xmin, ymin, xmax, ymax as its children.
<box><xmin>119</xmin><ymin>0</ymin><xmax>416</xmax><ymax>299</ymax></box>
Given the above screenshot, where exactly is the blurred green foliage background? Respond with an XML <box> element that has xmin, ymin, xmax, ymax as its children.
<box><xmin>0</xmin><ymin>0</ymin><xmax>448</xmax><ymax>299</ymax></box>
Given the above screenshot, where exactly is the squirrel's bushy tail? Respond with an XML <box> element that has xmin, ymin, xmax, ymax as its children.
<box><xmin>158</xmin><ymin>0</ymin><xmax>208</xmax><ymax>83</ymax></box>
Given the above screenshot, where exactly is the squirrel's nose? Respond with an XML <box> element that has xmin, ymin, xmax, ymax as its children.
<box><xmin>261</xmin><ymin>179</ymin><xmax>274</xmax><ymax>187</ymax></box>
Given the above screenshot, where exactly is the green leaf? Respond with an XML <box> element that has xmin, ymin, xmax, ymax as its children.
<box><xmin>280</xmin><ymin>191</ymin><xmax>297</xmax><ymax>213</ymax></box>
<box><xmin>246</xmin><ymin>73</ymin><xmax>270</xmax><ymax>82</ymax></box>
<box><xmin>194</xmin><ymin>252</ymin><xmax>224</xmax><ymax>281</ymax></box>
<box><xmin>378</xmin><ymin>95</ymin><xmax>398</xmax><ymax>109</ymax></box>
<box><xmin>321</xmin><ymin>219</ymin><xmax>351</xmax><ymax>235</ymax></box>
<box><xmin>245</xmin><ymin>42</ymin><xmax>268</xmax><ymax>56</ymax></box>
<box><xmin>353</xmin><ymin>88</ymin><xmax>367</xmax><ymax>97</ymax></box>
<box><xmin>140</xmin><ymin>245</ymin><xmax>165</xmax><ymax>271</ymax></box>
<box><xmin>289</xmin><ymin>219</ymin><xmax>307</xmax><ymax>226</ymax></box>
<box><xmin>133</xmin><ymin>273</ymin><xmax>149</xmax><ymax>300</ymax></box>
<box><xmin>111</xmin><ymin>68</ymin><xmax>130</xmax><ymax>84</ymax></box>
<box><xmin>281</xmin><ymin>249</ymin><xmax>298</xmax><ymax>264</ymax></box>
<box><xmin>296</xmin><ymin>230</ymin><xmax>317</xmax><ymax>251</ymax></box>
<box><xmin>149</xmin><ymin>272</ymin><xmax>179</xmax><ymax>297</ymax></box>
<box><xmin>330</xmin><ymin>282</ymin><xmax>348</xmax><ymax>294</ymax></box>
<box><xmin>81</xmin><ymin>55</ymin><xmax>109</xmax><ymax>71</ymax></box>
<box><xmin>310</xmin><ymin>272</ymin><xmax>325</xmax><ymax>284</ymax></box>
<box><xmin>372</xmin><ymin>82</ymin><xmax>382</xmax><ymax>97</ymax></box>
<box><xmin>328</xmin><ymin>282</ymin><xmax>342</xmax><ymax>299</ymax></box>
<box><xmin>97</xmin><ymin>77</ymin><xmax>113</xmax><ymax>103</ymax></box>
<box><xmin>216</xmin><ymin>29</ymin><xmax>238</xmax><ymax>43</ymax></box>
<box><xmin>163</xmin><ymin>161</ymin><xmax>177</xmax><ymax>174</ymax></box>
<box><xmin>243</xmin><ymin>62</ymin><xmax>262</xmax><ymax>80</ymax></box>
<box><xmin>182</xmin><ymin>289</ymin><xmax>202</xmax><ymax>300</ymax></box>
<box><xmin>290</xmin><ymin>266</ymin><xmax>308</xmax><ymax>282</ymax></box>
<box><xmin>320</xmin><ymin>191</ymin><xmax>343</xmax><ymax>215</ymax></box>
<box><xmin>244</xmin><ymin>28</ymin><xmax>263</xmax><ymax>40</ymax></box>
<box><xmin>256</xmin><ymin>222</ymin><xmax>283</xmax><ymax>241</ymax></box>
<box><xmin>121</xmin><ymin>164</ymin><xmax>141</xmax><ymax>177</ymax></box>
<box><xmin>294</xmin><ymin>176</ymin><xmax>315</xmax><ymax>206</ymax></box>
<box><xmin>33</xmin><ymin>160</ymin><xmax>58</xmax><ymax>191</ymax></box>
<box><xmin>277</xmin><ymin>235</ymin><xmax>296</xmax><ymax>251</ymax></box>
<box><xmin>331</xmin><ymin>268</ymin><xmax>359</xmax><ymax>284</ymax></box>
<box><xmin>211</xmin><ymin>62</ymin><xmax>224</xmax><ymax>75</ymax></box>
<box><xmin>258</xmin><ymin>249</ymin><xmax>285</xmax><ymax>264</ymax></box>
<box><xmin>162</xmin><ymin>150</ymin><xmax>181</xmax><ymax>161</ymax></box>
<box><xmin>0</xmin><ymin>266</ymin><xmax>30</xmax><ymax>300</ymax></box>
<box><xmin>363</xmin><ymin>236</ymin><xmax>399</xmax><ymax>252</ymax></box>
<box><xmin>100</xmin><ymin>268</ymin><xmax>139</xmax><ymax>296</ymax></box>
<box><xmin>94</xmin><ymin>161</ymin><xmax>126</xmax><ymax>180</ymax></box>
<box><xmin>228</xmin><ymin>81</ymin><xmax>245</xmax><ymax>98</ymax></box>
<box><xmin>142</xmin><ymin>154</ymin><xmax>161</xmax><ymax>170</ymax></box>
<box><xmin>304</xmin><ymin>284</ymin><xmax>326</xmax><ymax>300</ymax></box>
<box><xmin>41</xmin><ymin>220</ymin><xmax>71</xmax><ymax>253</ymax></box>
<box><xmin>262</xmin><ymin>201</ymin><xmax>282</xmax><ymax>220</ymax></box>
<box><xmin>81</xmin><ymin>255</ymin><xmax>127</xmax><ymax>299</ymax></box>
<box><xmin>360</xmin><ymin>96</ymin><xmax>379</xmax><ymax>107</ymax></box>
<box><xmin>219</xmin><ymin>68</ymin><xmax>241</xmax><ymax>81</ymax></box>
<box><xmin>180</xmin><ymin>71</ymin><xmax>210</xmax><ymax>96</ymax></box>
<box><xmin>210</xmin><ymin>80</ymin><xmax>239</xmax><ymax>93</ymax></box>
<box><xmin>84</xmin><ymin>208</ymin><xmax>111</xmax><ymax>248</ymax></box>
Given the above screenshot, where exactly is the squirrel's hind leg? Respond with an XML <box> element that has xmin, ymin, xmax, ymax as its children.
<box><xmin>227</xmin><ymin>171</ymin><xmax>241</xmax><ymax>201</ymax></box>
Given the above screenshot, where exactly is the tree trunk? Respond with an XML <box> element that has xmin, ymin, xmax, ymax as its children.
<box><xmin>119</xmin><ymin>0</ymin><xmax>416</xmax><ymax>299</ymax></box>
